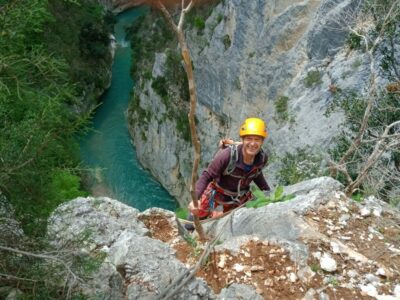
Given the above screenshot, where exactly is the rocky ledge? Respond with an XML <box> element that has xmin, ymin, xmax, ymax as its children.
<box><xmin>47</xmin><ymin>177</ymin><xmax>400</xmax><ymax>299</ymax></box>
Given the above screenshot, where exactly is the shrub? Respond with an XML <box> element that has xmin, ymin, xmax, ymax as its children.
<box><xmin>194</xmin><ymin>16</ymin><xmax>205</xmax><ymax>30</ymax></box>
<box><xmin>222</xmin><ymin>34</ymin><xmax>231</xmax><ymax>50</ymax></box>
<box><xmin>304</xmin><ymin>70</ymin><xmax>322</xmax><ymax>87</ymax></box>
<box><xmin>151</xmin><ymin>76</ymin><xmax>168</xmax><ymax>99</ymax></box>
<box><xmin>275</xmin><ymin>96</ymin><xmax>289</xmax><ymax>122</ymax></box>
<box><xmin>346</xmin><ymin>32</ymin><xmax>362</xmax><ymax>50</ymax></box>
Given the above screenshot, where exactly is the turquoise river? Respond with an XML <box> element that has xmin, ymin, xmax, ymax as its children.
<box><xmin>80</xmin><ymin>8</ymin><xmax>178</xmax><ymax>211</ymax></box>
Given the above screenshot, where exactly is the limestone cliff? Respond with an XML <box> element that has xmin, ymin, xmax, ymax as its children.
<box><xmin>127</xmin><ymin>0</ymin><xmax>398</xmax><ymax>206</ymax></box>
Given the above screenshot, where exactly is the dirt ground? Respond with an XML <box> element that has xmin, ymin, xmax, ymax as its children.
<box><xmin>139</xmin><ymin>200</ymin><xmax>400</xmax><ymax>299</ymax></box>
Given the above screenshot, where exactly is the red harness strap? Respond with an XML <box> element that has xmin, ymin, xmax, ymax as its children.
<box><xmin>197</xmin><ymin>182</ymin><xmax>253</xmax><ymax>218</ymax></box>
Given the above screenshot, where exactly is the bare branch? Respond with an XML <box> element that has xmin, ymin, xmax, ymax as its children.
<box><xmin>0</xmin><ymin>245</ymin><xmax>83</xmax><ymax>284</ymax></box>
<box><xmin>156</xmin><ymin>0</ymin><xmax>206</xmax><ymax>240</ymax></box>
<box><xmin>0</xmin><ymin>272</ymin><xmax>38</xmax><ymax>282</ymax></box>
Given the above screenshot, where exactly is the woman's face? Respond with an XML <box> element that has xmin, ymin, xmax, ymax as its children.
<box><xmin>242</xmin><ymin>135</ymin><xmax>263</xmax><ymax>158</ymax></box>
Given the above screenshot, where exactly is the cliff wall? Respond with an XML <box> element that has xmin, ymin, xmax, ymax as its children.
<box><xmin>127</xmin><ymin>0</ymin><xmax>397</xmax><ymax>206</ymax></box>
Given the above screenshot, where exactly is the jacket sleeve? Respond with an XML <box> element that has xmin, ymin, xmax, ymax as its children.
<box><xmin>253</xmin><ymin>152</ymin><xmax>270</xmax><ymax>191</ymax></box>
<box><xmin>253</xmin><ymin>173</ymin><xmax>270</xmax><ymax>191</ymax></box>
<box><xmin>195</xmin><ymin>148</ymin><xmax>231</xmax><ymax>199</ymax></box>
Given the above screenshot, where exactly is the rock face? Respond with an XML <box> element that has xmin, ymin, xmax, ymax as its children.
<box><xmin>47</xmin><ymin>198</ymin><xmax>214</xmax><ymax>299</ymax></box>
<box><xmin>126</xmin><ymin>0</ymin><xmax>398</xmax><ymax>205</ymax></box>
<box><xmin>47</xmin><ymin>177</ymin><xmax>400</xmax><ymax>299</ymax></box>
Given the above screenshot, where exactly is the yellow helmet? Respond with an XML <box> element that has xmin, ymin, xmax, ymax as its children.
<box><xmin>239</xmin><ymin>117</ymin><xmax>268</xmax><ymax>138</ymax></box>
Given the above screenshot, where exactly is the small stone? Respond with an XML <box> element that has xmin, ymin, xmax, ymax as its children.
<box><xmin>217</xmin><ymin>254</ymin><xmax>227</xmax><ymax>268</ymax></box>
<box><xmin>233</xmin><ymin>263</ymin><xmax>244</xmax><ymax>272</ymax></box>
<box><xmin>360</xmin><ymin>207</ymin><xmax>371</xmax><ymax>217</ymax></box>
<box><xmin>319</xmin><ymin>292</ymin><xmax>330</xmax><ymax>300</ymax></box>
<box><xmin>372</xmin><ymin>208</ymin><xmax>382</xmax><ymax>217</ymax></box>
<box><xmin>330</xmin><ymin>242</ymin><xmax>340</xmax><ymax>253</ymax></box>
<box><xmin>264</xmin><ymin>278</ymin><xmax>274</xmax><ymax>287</ymax></box>
<box><xmin>312</xmin><ymin>251</ymin><xmax>322</xmax><ymax>259</ymax></box>
<box><xmin>394</xmin><ymin>284</ymin><xmax>400</xmax><ymax>297</ymax></box>
<box><xmin>297</xmin><ymin>266</ymin><xmax>315</xmax><ymax>283</ymax></box>
<box><xmin>359</xmin><ymin>283</ymin><xmax>378</xmax><ymax>297</ymax></box>
<box><xmin>365</xmin><ymin>273</ymin><xmax>380</xmax><ymax>284</ymax></box>
<box><xmin>339</xmin><ymin>214</ymin><xmax>350</xmax><ymax>223</ymax></box>
<box><xmin>304</xmin><ymin>288</ymin><xmax>316</xmax><ymax>300</ymax></box>
<box><xmin>289</xmin><ymin>272</ymin><xmax>297</xmax><ymax>282</ymax></box>
<box><xmin>320</xmin><ymin>253</ymin><xmax>337</xmax><ymax>272</ymax></box>
<box><xmin>347</xmin><ymin>270</ymin><xmax>358</xmax><ymax>278</ymax></box>
<box><xmin>250</xmin><ymin>265</ymin><xmax>265</xmax><ymax>272</ymax></box>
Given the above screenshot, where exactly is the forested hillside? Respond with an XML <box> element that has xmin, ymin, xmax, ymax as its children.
<box><xmin>0</xmin><ymin>0</ymin><xmax>113</xmax><ymax>236</ymax></box>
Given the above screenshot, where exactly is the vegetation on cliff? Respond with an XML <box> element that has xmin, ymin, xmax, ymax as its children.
<box><xmin>0</xmin><ymin>0</ymin><xmax>114</xmax><ymax>236</ymax></box>
<box><xmin>0</xmin><ymin>0</ymin><xmax>115</xmax><ymax>297</ymax></box>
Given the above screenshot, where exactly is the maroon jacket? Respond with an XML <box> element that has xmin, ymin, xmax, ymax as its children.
<box><xmin>195</xmin><ymin>144</ymin><xmax>270</xmax><ymax>199</ymax></box>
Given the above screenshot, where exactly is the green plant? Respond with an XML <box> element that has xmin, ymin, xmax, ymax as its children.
<box><xmin>327</xmin><ymin>276</ymin><xmax>339</xmax><ymax>286</ymax></box>
<box><xmin>351</xmin><ymin>58</ymin><xmax>363</xmax><ymax>69</ymax></box>
<box><xmin>310</xmin><ymin>263</ymin><xmax>320</xmax><ymax>273</ymax></box>
<box><xmin>351</xmin><ymin>192</ymin><xmax>364</xmax><ymax>202</ymax></box>
<box><xmin>346</xmin><ymin>32</ymin><xmax>362</xmax><ymax>50</ymax></box>
<box><xmin>175</xmin><ymin>207</ymin><xmax>189</xmax><ymax>219</ymax></box>
<box><xmin>245</xmin><ymin>186</ymin><xmax>295</xmax><ymax>208</ymax></box>
<box><xmin>233</xmin><ymin>77</ymin><xmax>241</xmax><ymax>90</ymax></box>
<box><xmin>275</xmin><ymin>96</ymin><xmax>289</xmax><ymax>122</ymax></box>
<box><xmin>194</xmin><ymin>16</ymin><xmax>205</xmax><ymax>30</ymax></box>
<box><xmin>222</xmin><ymin>34</ymin><xmax>231</xmax><ymax>50</ymax></box>
<box><xmin>176</xmin><ymin>111</ymin><xmax>191</xmax><ymax>142</ymax></box>
<box><xmin>304</xmin><ymin>70</ymin><xmax>322</xmax><ymax>87</ymax></box>
<box><xmin>151</xmin><ymin>76</ymin><xmax>169</xmax><ymax>99</ymax></box>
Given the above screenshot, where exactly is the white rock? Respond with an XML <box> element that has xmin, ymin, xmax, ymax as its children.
<box><xmin>319</xmin><ymin>292</ymin><xmax>330</xmax><ymax>300</ymax></box>
<box><xmin>320</xmin><ymin>253</ymin><xmax>337</xmax><ymax>272</ymax></box>
<box><xmin>289</xmin><ymin>272</ymin><xmax>297</xmax><ymax>282</ymax></box>
<box><xmin>232</xmin><ymin>263</ymin><xmax>245</xmax><ymax>272</ymax></box>
<box><xmin>297</xmin><ymin>266</ymin><xmax>315</xmax><ymax>283</ymax></box>
<box><xmin>347</xmin><ymin>269</ymin><xmax>359</xmax><ymax>278</ymax></box>
<box><xmin>303</xmin><ymin>288</ymin><xmax>316</xmax><ymax>300</ymax></box>
<box><xmin>264</xmin><ymin>278</ymin><xmax>273</xmax><ymax>287</ymax></box>
<box><xmin>359</xmin><ymin>284</ymin><xmax>378</xmax><ymax>297</ymax></box>
<box><xmin>376</xmin><ymin>295</ymin><xmax>399</xmax><ymax>300</ymax></box>
<box><xmin>365</xmin><ymin>273</ymin><xmax>380</xmax><ymax>285</ymax></box>
<box><xmin>394</xmin><ymin>284</ymin><xmax>400</xmax><ymax>297</ymax></box>
<box><xmin>312</xmin><ymin>251</ymin><xmax>322</xmax><ymax>259</ymax></box>
<box><xmin>218</xmin><ymin>254</ymin><xmax>227</xmax><ymax>268</ymax></box>
<box><xmin>250</xmin><ymin>265</ymin><xmax>264</xmax><ymax>272</ymax></box>
<box><xmin>330</xmin><ymin>241</ymin><xmax>341</xmax><ymax>253</ymax></box>
<box><xmin>373</xmin><ymin>208</ymin><xmax>382</xmax><ymax>217</ymax></box>
<box><xmin>339</xmin><ymin>214</ymin><xmax>350</xmax><ymax>223</ymax></box>
<box><xmin>360</xmin><ymin>207</ymin><xmax>371</xmax><ymax>217</ymax></box>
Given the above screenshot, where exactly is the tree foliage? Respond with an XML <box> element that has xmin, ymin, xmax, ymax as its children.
<box><xmin>0</xmin><ymin>0</ymin><xmax>111</xmax><ymax>235</ymax></box>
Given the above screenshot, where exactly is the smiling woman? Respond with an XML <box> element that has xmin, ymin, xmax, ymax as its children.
<box><xmin>186</xmin><ymin>118</ymin><xmax>271</xmax><ymax>222</ymax></box>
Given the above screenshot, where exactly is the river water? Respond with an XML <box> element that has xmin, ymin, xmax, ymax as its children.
<box><xmin>80</xmin><ymin>7</ymin><xmax>178</xmax><ymax>212</ymax></box>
